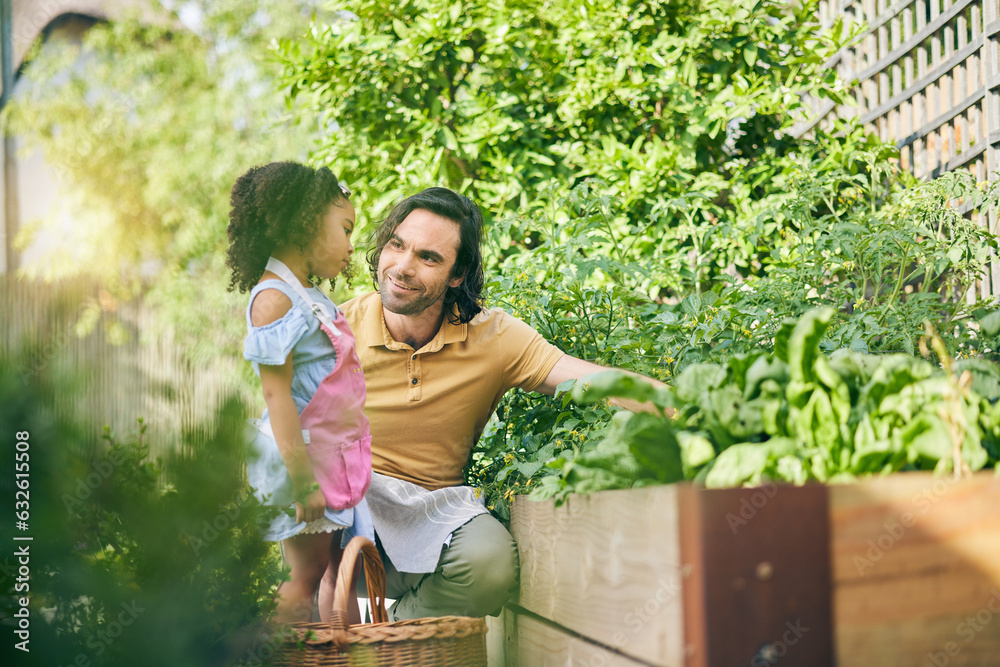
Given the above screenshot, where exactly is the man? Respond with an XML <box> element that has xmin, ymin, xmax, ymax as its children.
<box><xmin>321</xmin><ymin>186</ymin><xmax>659</xmax><ymax>621</ymax></box>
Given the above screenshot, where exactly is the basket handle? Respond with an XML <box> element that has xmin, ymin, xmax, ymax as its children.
<box><xmin>331</xmin><ymin>536</ymin><xmax>389</xmax><ymax>647</ymax></box>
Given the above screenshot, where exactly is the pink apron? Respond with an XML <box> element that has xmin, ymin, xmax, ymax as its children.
<box><xmin>266</xmin><ymin>258</ymin><xmax>372</xmax><ymax>511</ymax></box>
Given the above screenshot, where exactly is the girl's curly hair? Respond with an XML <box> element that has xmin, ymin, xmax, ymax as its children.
<box><xmin>225</xmin><ymin>162</ymin><xmax>349</xmax><ymax>293</ymax></box>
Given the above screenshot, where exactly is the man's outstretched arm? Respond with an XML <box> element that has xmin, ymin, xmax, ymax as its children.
<box><xmin>535</xmin><ymin>354</ymin><xmax>668</xmax><ymax>414</ymax></box>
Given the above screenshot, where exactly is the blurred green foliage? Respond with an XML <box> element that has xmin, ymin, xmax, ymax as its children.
<box><xmin>0</xmin><ymin>340</ymin><xmax>283</xmax><ymax>666</ymax></box>
<box><xmin>2</xmin><ymin>0</ymin><xmax>335</xmax><ymax>362</ymax></box>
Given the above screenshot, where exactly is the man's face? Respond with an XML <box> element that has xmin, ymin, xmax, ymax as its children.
<box><xmin>377</xmin><ymin>209</ymin><xmax>464</xmax><ymax>316</ymax></box>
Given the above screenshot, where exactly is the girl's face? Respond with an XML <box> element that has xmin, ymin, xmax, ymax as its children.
<box><xmin>306</xmin><ymin>199</ymin><xmax>356</xmax><ymax>280</ymax></box>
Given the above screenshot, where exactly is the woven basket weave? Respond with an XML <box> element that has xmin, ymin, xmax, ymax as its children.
<box><xmin>270</xmin><ymin>536</ymin><xmax>487</xmax><ymax>667</ymax></box>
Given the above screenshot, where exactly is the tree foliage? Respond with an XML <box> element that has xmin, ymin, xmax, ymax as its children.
<box><xmin>280</xmin><ymin>0</ymin><xmax>851</xmax><ymax>237</ymax></box>
<box><xmin>7</xmin><ymin>0</ymin><xmax>856</xmax><ymax>349</ymax></box>
<box><xmin>3</xmin><ymin>0</ymin><xmax>332</xmax><ymax>359</ymax></box>
<box><xmin>274</xmin><ymin>0</ymin><xmax>1000</xmax><ymax>509</ymax></box>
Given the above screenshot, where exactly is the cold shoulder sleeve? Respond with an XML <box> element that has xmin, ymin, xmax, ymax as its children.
<box><xmin>243</xmin><ymin>299</ymin><xmax>310</xmax><ymax>366</ymax></box>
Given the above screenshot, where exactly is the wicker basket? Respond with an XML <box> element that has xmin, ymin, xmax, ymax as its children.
<box><xmin>270</xmin><ymin>536</ymin><xmax>487</xmax><ymax>667</ymax></box>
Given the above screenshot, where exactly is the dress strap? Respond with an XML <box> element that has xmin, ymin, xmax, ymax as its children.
<box><xmin>264</xmin><ymin>257</ymin><xmax>342</xmax><ymax>336</ymax></box>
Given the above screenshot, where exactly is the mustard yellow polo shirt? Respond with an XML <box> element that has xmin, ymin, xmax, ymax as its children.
<box><xmin>341</xmin><ymin>291</ymin><xmax>565</xmax><ymax>491</ymax></box>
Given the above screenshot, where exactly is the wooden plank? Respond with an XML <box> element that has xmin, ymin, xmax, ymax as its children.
<box><xmin>510</xmin><ymin>487</ymin><xmax>685</xmax><ymax>667</ymax></box>
<box><xmin>865</xmin><ymin>0</ymin><xmax>879</xmax><ymax>69</ymax></box>
<box><xmin>486</xmin><ymin>612</ymin><xmax>507</xmax><ymax>667</ymax></box>
<box><xmin>830</xmin><ymin>472</ymin><xmax>1000</xmax><ymax>666</ymax></box>
<box><xmin>880</xmin><ymin>28</ymin><xmax>891</xmax><ymax>103</ymax></box>
<box><xmin>505</xmin><ymin>610</ymin><xmax>654</xmax><ymax>667</ymax></box>
<box><xmin>929</xmin><ymin>138</ymin><xmax>985</xmax><ymax>176</ymax></box>
<box><xmin>979</xmin><ymin>209</ymin><xmax>992</xmax><ymax>301</ymax></box>
<box><xmin>985</xmin><ymin>0</ymin><xmax>1000</xmax><ymax>303</ymax></box>
<box><xmin>898</xmin><ymin>88</ymin><xmax>985</xmax><ymax>147</ymax></box>
<box><xmin>854</xmin><ymin>0</ymin><xmax>915</xmax><ymax>35</ymax></box>
<box><xmin>986</xmin><ymin>72</ymin><xmax>1000</xmax><ymax>91</ymax></box>
<box><xmin>679</xmin><ymin>484</ymin><xmax>833</xmax><ymax>667</ymax></box>
<box><xmin>856</xmin><ymin>0</ymin><xmax>975</xmax><ymax>81</ymax></box>
<box><xmin>861</xmin><ymin>36</ymin><xmax>983</xmax><ymax>126</ymax></box>
<box><xmin>508</xmin><ymin>472</ymin><xmax>1000</xmax><ymax>667</ymax></box>
<box><xmin>918</xmin><ymin>29</ymin><xmax>929</xmax><ymax>77</ymax></box>
<box><xmin>943</xmin><ymin>10</ymin><xmax>957</xmax><ymax>158</ymax></box>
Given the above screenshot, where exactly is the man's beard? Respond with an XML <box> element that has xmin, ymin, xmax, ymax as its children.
<box><xmin>378</xmin><ymin>272</ymin><xmax>451</xmax><ymax>316</ymax></box>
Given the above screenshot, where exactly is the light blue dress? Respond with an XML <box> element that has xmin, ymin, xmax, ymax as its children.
<box><xmin>243</xmin><ymin>278</ymin><xmax>374</xmax><ymax>544</ymax></box>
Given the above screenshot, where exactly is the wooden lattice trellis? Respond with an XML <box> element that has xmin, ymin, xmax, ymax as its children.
<box><xmin>801</xmin><ymin>0</ymin><xmax>1000</xmax><ymax>300</ymax></box>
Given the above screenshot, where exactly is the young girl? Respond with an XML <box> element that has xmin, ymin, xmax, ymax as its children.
<box><xmin>226</xmin><ymin>161</ymin><xmax>372</xmax><ymax>624</ymax></box>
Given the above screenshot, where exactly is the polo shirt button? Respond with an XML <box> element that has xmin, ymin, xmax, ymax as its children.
<box><xmin>411</xmin><ymin>378</ymin><xmax>418</xmax><ymax>385</ymax></box>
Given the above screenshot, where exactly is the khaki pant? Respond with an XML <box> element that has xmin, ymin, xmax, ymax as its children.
<box><xmin>380</xmin><ymin>513</ymin><xmax>519</xmax><ymax>620</ymax></box>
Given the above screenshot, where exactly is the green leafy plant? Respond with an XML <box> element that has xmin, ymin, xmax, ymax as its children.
<box><xmin>468</xmin><ymin>144</ymin><xmax>1000</xmax><ymax>515</ymax></box>
<box><xmin>467</xmin><ymin>381</ymin><xmax>617</xmax><ymax>520</ymax></box>
<box><xmin>531</xmin><ymin>308</ymin><xmax>1000</xmax><ymax>504</ymax></box>
<box><xmin>0</xmin><ymin>342</ymin><xmax>284</xmax><ymax>667</ymax></box>
<box><xmin>468</xmin><ymin>183</ymin><xmax>668</xmax><ymax>517</ymax></box>
<box><xmin>721</xmin><ymin>154</ymin><xmax>1000</xmax><ymax>357</ymax></box>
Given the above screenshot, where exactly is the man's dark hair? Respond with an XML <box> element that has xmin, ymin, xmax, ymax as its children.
<box><xmin>367</xmin><ymin>187</ymin><xmax>485</xmax><ymax>324</ymax></box>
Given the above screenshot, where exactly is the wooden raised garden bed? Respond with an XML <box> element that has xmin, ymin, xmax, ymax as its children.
<box><xmin>488</xmin><ymin>472</ymin><xmax>1000</xmax><ymax>666</ymax></box>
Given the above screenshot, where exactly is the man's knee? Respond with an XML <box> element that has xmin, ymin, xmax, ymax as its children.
<box><xmin>443</xmin><ymin>515</ymin><xmax>519</xmax><ymax>596</ymax></box>
<box><xmin>460</xmin><ymin>538</ymin><xmax>517</xmax><ymax>595</ymax></box>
